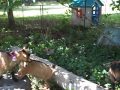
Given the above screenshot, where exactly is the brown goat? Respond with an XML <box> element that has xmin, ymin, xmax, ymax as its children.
<box><xmin>16</xmin><ymin>59</ymin><xmax>56</xmax><ymax>89</ymax></box>
<box><xmin>0</xmin><ymin>46</ymin><xmax>30</xmax><ymax>81</ymax></box>
<box><xmin>108</xmin><ymin>61</ymin><xmax>120</xmax><ymax>90</ymax></box>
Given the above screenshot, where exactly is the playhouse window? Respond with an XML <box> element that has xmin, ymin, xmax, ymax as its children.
<box><xmin>93</xmin><ymin>11</ymin><xmax>95</xmax><ymax>14</ymax></box>
<box><xmin>76</xmin><ymin>8</ymin><xmax>83</xmax><ymax>18</ymax></box>
<box><xmin>93</xmin><ymin>7</ymin><xmax>96</xmax><ymax>10</ymax></box>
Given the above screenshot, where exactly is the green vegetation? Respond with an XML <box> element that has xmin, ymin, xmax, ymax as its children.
<box><xmin>110</xmin><ymin>0</ymin><xmax>120</xmax><ymax>11</ymax></box>
<box><xmin>101</xmin><ymin>14</ymin><xmax>120</xmax><ymax>26</ymax></box>
<box><xmin>0</xmin><ymin>14</ymin><xmax>120</xmax><ymax>89</ymax></box>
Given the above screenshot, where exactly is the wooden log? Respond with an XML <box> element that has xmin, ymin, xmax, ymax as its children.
<box><xmin>30</xmin><ymin>54</ymin><xmax>107</xmax><ymax>90</ymax></box>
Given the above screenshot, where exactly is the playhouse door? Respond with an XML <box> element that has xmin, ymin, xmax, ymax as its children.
<box><xmin>92</xmin><ymin>3</ymin><xmax>100</xmax><ymax>25</ymax></box>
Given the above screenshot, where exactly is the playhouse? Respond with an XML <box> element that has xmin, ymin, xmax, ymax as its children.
<box><xmin>69</xmin><ymin>0</ymin><xmax>103</xmax><ymax>27</ymax></box>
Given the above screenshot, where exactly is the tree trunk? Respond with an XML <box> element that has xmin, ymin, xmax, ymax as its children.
<box><xmin>7</xmin><ymin>8</ymin><xmax>15</xmax><ymax>28</ymax></box>
<box><xmin>30</xmin><ymin>54</ymin><xmax>107</xmax><ymax>90</ymax></box>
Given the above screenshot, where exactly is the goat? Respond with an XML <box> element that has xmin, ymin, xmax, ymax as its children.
<box><xmin>108</xmin><ymin>61</ymin><xmax>120</xmax><ymax>90</ymax></box>
<box><xmin>0</xmin><ymin>46</ymin><xmax>30</xmax><ymax>81</ymax></box>
<box><xmin>16</xmin><ymin>59</ymin><xmax>56</xmax><ymax>89</ymax></box>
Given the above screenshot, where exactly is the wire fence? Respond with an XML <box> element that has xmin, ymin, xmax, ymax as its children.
<box><xmin>0</xmin><ymin>1</ymin><xmax>70</xmax><ymax>45</ymax></box>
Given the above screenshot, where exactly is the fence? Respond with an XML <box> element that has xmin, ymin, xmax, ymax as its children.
<box><xmin>0</xmin><ymin>1</ymin><xmax>69</xmax><ymax>47</ymax></box>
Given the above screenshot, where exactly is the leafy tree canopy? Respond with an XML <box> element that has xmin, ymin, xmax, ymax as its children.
<box><xmin>110</xmin><ymin>0</ymin><xmax>120</xmax><ymax>11</ymax></box>
<box><xmin>0</xmin><ymin>0</ymin><xmax>22</xmax><ymax>10</ymax></box>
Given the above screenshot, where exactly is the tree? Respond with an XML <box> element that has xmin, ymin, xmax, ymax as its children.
<box><xmin>0</xmin><ymin>0</ymin><xmax>22</xmax><ymax>28</ymax></box>
<box><xmin>111</xmin><ymin>0</ymin><xmax>120</xmax><ymax>11</ymax></box>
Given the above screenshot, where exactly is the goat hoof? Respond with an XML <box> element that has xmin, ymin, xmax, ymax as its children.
<box><xmin>12</xmin><ymin>77</ymin><xmax>19</xmax><ymax>82</ymax></box>
<box><xmin>11</xmin><ymin>71</ymin><xmax>19</xmax><ymax>82</ymax></box>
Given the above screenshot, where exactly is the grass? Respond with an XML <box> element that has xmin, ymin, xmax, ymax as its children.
<box><xmin>101</xmin><ymin>13</ymin><xmax>120</xmax><ymax>26</ymax></box>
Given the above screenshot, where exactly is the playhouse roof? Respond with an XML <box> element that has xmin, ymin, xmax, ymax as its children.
<box><xmin>70</xmin><ymin>0</ymin><xmax>103</xmax><ymax>8</ymax></box>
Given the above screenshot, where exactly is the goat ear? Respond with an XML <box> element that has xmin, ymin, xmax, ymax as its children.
<box><xmin>14</xmin><ymin>51</ymin><xmax>19</xmax><ymax>56</ymax></box>
<box><xmin>22</xmin><ymin>44</ymin><xmax>30</xmax><ymax>54</ymax></box>
<box><xmin>23</xmin><ymin>44</ymin><xmax>29</xmax><ymax>50</ymax></box>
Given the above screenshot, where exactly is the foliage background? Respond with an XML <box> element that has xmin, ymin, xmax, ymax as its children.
<box><xmin>0</xmin><ymin>14</ymin><xmax>120</xmax><ymax>89</ymax></box>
